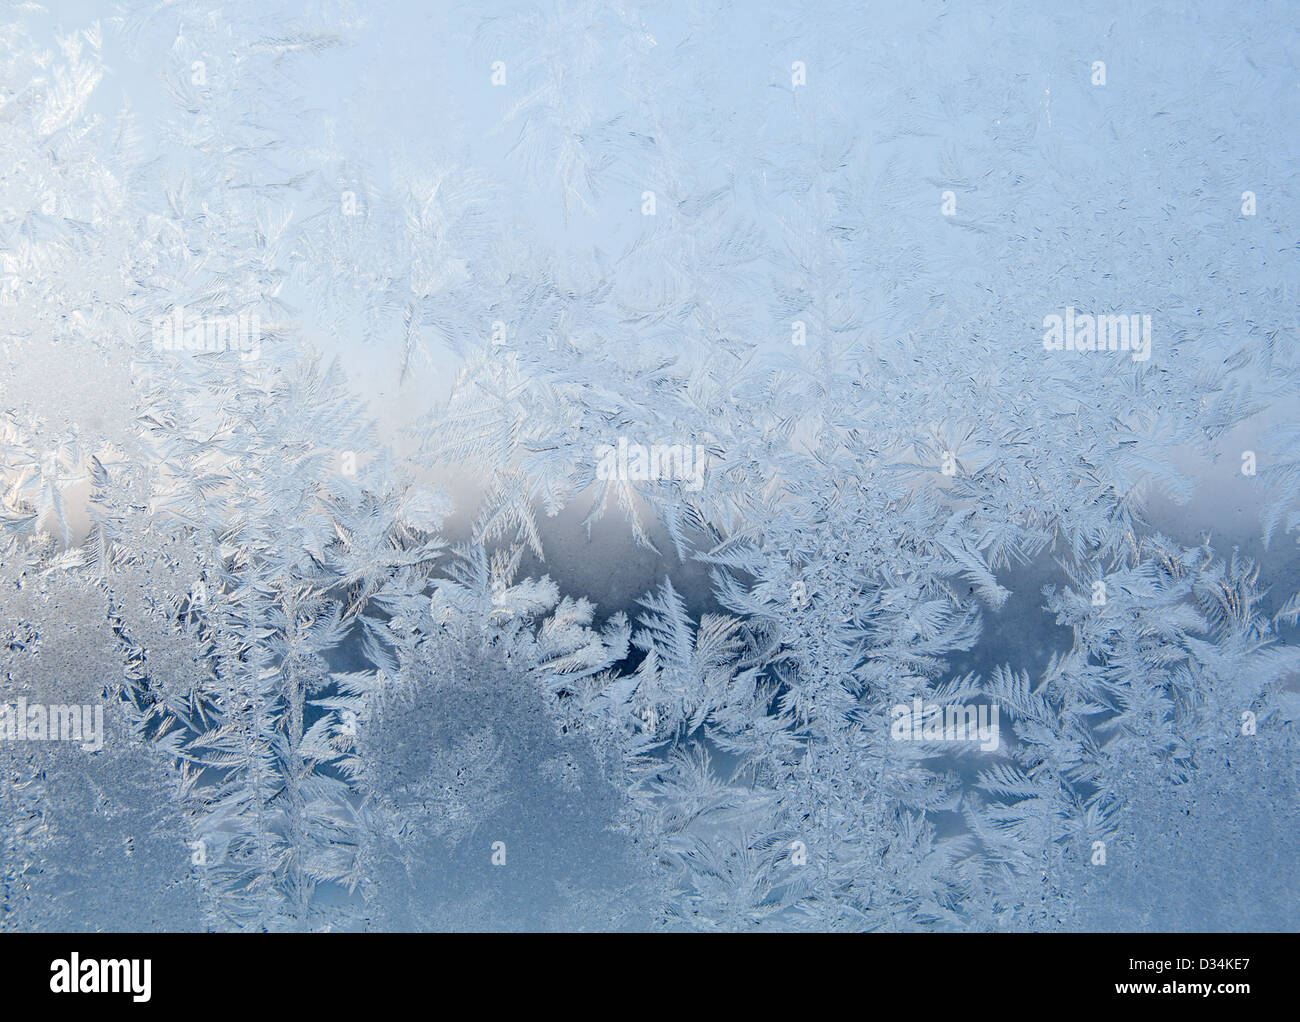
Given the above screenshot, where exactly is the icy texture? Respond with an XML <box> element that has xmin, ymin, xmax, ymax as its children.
<box><xmin>0</xmin><ymin>1</ymin><xmax>1297</xmax><ymax>931</ymax></box>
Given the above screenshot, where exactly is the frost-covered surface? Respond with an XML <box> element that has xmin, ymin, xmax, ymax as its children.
<box><xmin>1</xmin><ymin>0</ymin><xmax>1298</xmax><ymax>931</ymax></box>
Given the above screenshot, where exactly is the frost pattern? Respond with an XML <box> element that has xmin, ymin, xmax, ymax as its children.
<box><xmin>0</xmin><ymin>1</ymin><xmax>1297</xmax><ymax>931</ymax></box>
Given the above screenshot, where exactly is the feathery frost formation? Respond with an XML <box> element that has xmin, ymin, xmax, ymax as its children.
<box><xmin>1</xmin><ymin>1</ymin><xmax>1297</xmax><ymax>930</ymax></box>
